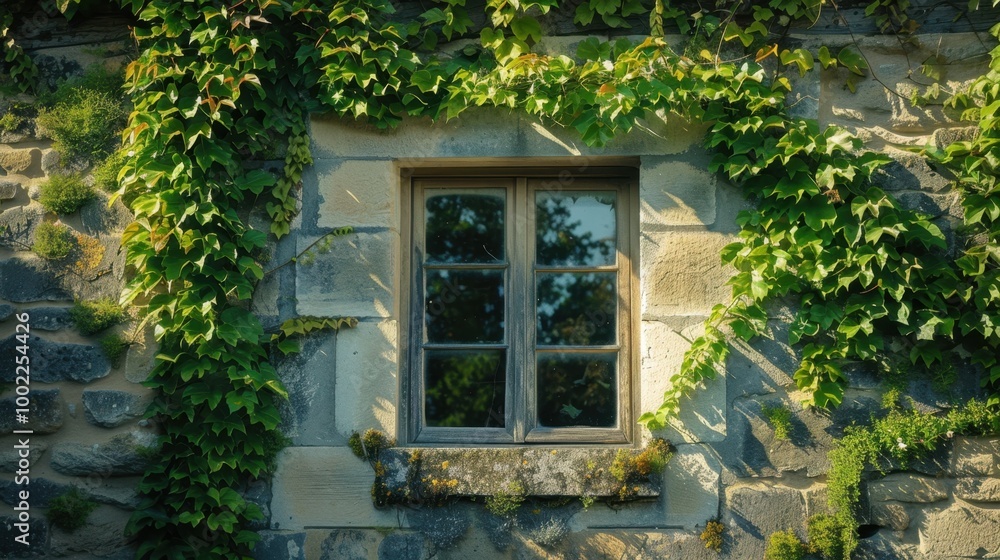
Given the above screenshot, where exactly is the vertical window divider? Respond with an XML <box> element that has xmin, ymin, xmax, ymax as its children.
<box><xmin>517</xmin><ymin>177</ymin><xmax>533</xmax><ymax>443</ymax></box>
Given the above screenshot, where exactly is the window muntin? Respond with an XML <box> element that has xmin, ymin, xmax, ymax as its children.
<box><xmin>408</xmin><ymin>174</ymin><xmax>634</xmax><ymax>444</ymax></box>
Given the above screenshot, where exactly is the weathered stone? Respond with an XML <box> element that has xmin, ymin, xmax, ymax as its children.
<box><xmin>28</xmin><ymin>306</ymin><xmax>73</xmax><ymax>331</ymax></box>
<box><xmin>275</xmin><ymin>331</ymin><xmax>342</xmax><ymax>446</ymax></box>
<box><xmin>40</xmin><ymin>149</ymin><xmax>61</xmax><ymax>174</ymax></box>
<box><xmin>0</xmin><ymin>335</ymin><xmax>110</xmax><ymax>384</ymax></box>
<box><xmin>0</xmin><ymin>256</ymin><xmax>70</xmax><ymax>302</ymax></box>
<box><xmin>0</xmin><ymin>442</ymin><xmax>46</xmax><ymax>473</ymax></box>
<box><xmin>0</xmin><ymin>205</ymin><xmax>45</xmax><ymax>250</ymax></box>
<box><xmin>723</xmin><ymin>483</ymin><xmax>805</xmax><ymax>560</ymax></box>
<box><xmin>662</xmin><ymin>444</ymin><xmax>721</xmax><ymax>529</ymax></box>
<box><xmin>0</xmin><ymin>389</ymin><xmax>63</xmax><ymax>434</ymax></box>
<box><xmin>48</xmin><ymin>507</ymin><xmax>128</xmax><ymax>557</ymax></box>
<box><xmin>378</xmin><ymin>532</ymin><xmax>425</xmax><ymax>560</ymax></box>
<box><xmin>639</xmin><ymin>156</ymin><xmax>717</xmax><ymax>228</ymax></box>
<box><xmin>409</xmin><ymin>505</ymin><xmax>472</xmax><ymax>550</ymax></box>
<box><xmin>0</xmin><ymin>179</ymin><xmax>19</xmax><ymax>200</ymax></box>
<box><xmin>954</xmin><ymin>477</ymin><xmax>1000</xmax><ymax>502</ymax></box>
<box><xmin>950</xmin><ymin>437</ymin><xmax>1000</xmax><ymax>476</ymax></box>
<box><xmin>315</xmin><ymin>159</ymin><xmax>397</xmax><ymax>229</ymax></box>
<box><xmin>0</xmin><ymin>516</ymin><xmax>48</xmax><ymax>557</ymax></box>
<box><xmin>82</xmin><ymin>389</ymin><xmax>145</xmax><ymax>428</ymax></box>
<box><xmin>868</xmin><ymin>473</ymin><xmax>949</xmax><ymax>503</ymax></box>
<box><xmin>83</xmin><ymin>481</ymin><xmax>141</xmax><ymax>509</ymax></box>
<box><xmin>933</xmin><ymin>126</ymin><xmax>978</xmax><ymax>150</ymax></box>
<box><xmin>80</xmin><ymin>193</ymin><xmax>133</xmax><ymax>237</ymax></box>
<box><xmin>318</xmin><ymin>529</ymin><xmax>379</xmax><ymax>560</ymax></box>
<box><xmin>255</xmin><ymin>531</ymin><xmax>307</xmax><ymax>560</ymax></box>
<box><xmin>841</xmin><ymin>361</ymin><xmax>881</xmax><ymax>390</ymax></box>
<box><xmin>895</xmin><ymin>191</ymin><xmax>952</xmax><ymax>218</ymax></box>
<box><xmin>244</xmin><ymin>479</ymin><xmax>272</xmax><ymax>531</ymax></box>
<box><xmin>640</xmin><ymin>231</ymin><xmax>734</xmax><ymax>319</ymax></box>
<box><xmin>335</xmin><ymin>321</ymin><xmax>397</xmax><ymax>438</ymax></box>
<box><xmin>123</xmin><ymin>328</ymin><xmax>157</xmax><ymax>384</ymax></box>
<box><xmin>920</xmin><ymin>504</ymin><xmax>1000</xmax><ymax>557</ymax></box>
<box><xmin>870</xmin><ymin>502</ymin><xmax>909</xmax><ymax>531</ymax></box>
<box><xmin>295</xmin><ymin>231</ymin><xmax>396</xmax><ymax>318</ymax></box>
<box><xmin>0</xmin><ymin>477</ymin><xmax>71</xmax><ymax>508</ymax></box>
<box><xmin>270</xmin><ymin>447</ymin><xmax>403</xmax><ymax>530</ymax></box>
<box><xmin>640</xmin><ymin>530</ymin><xmax>721</xmax><ymax>560</ymax></box>
<box><xmin>870</xmin><ymin>150</ymin><xmax>950</xmax><ymax>193</ymax></box>
<box><xmin>0</xmin><ymin>304</ymin><xmax>13</xmax><ymax>322</ymax></box>
<box><xmin>853</xmin><ymin>529</ymin><xmax>921</xmax><ymax>560</ymax></box>
<box><xmin>641</xmin><ymin>321</ymin><xmax>726</xmax><ymax>444</ymax></box>
<box><xmin>0</xmin><ymin>147</ymin><xmax>39</xmax><ymax>175</ymax></box>
<box><xmin>50</xmin><ymin>431</ymin><xmax>156</xmax><ymax>476</ymax></box>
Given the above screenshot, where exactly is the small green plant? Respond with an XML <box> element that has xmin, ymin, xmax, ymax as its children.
<box><xmin>765</xmin><ymin>529</ymin><xmax>806</xmax><ymax>560</ymax></box>
<box><xmin>579</xmin><ymin>495</ymin><xmax>595</xmax><ymax>509</ymax></box>
<box><xmin>46</xmin><ymin>488</ymin><xmax>98</xmax><ymax>532</ymax></box>
<box><xmin>609</xmin><ymin>438</ymin><xmax>673</xmax><ymax>499</ymax></box>
<box><xmin>806</xmin><ymin>514</ymin><xmax>846</xmax><ymax>560</ymax></box>
<box><xmin>486</xmin><ymin>481</ymin><xmax>525</xmax><ymax>517</ymax></box>
<box><xmin>348</xmin><ymin>429</ymin><xmax>393</xmax><ymax>462</ymax></box>
<box><xmin>0</xmin><ymin>111</ymin><xmax>22</xmax><ymax>131</ymax></box>
<box><xmin>700</xmin><ymin>519</ymin><xmax>725</xmax><ymax>552</ymax></box>
<box><xmin>36</xmin><ymin>87</ymin><xmax>125</xmax><ymax>162</ymax></box>
<box><xmin>93</xmin><ymin>148</ymin><xmax>129</xmax><ymax>193</ymax></box>
<box><xmin>70</xmin><ymin>298</ymin><xmax>126</xmax><ymax>335</ymax></box>
<box><xmin>38</xmin><ymin>174</ymin><xmax>95</xmax><ymax>214</ymax></box>
<box><xmin>32</xmin><ymin>222</ymin><xmax>75</xmax><ymax>259</ymax></box>
<box><xmin>880</xmin><ymin>386</ymin><xmax>903</xmax><ymax>410</ymax></box>
<box><xmin>762</xmin><ymin>403</ymin><xmax>794</xmax><ymax>441</ymax></box>
<box><xmin>99</xmin><ymin>333</ymin><xmax>130</xmax><ymax>367</ymax></box>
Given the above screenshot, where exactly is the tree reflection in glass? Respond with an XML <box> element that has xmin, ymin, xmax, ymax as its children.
<box><xmin>426</xmin><ymin>191</ymin><xmax>505</xmax><ymax>263</ymax></box>
<box><xmin>426</xmin><ymin>270</ymin><xmax>504</xmax><ymax>343</ymax></box>
<box><xmin>536</xmin><ymin>191</ymin><xmax>616</xmax><ymax>267</ymax></box>
<box><xmin>537</xmin><ymin>272</ymin><xmax>616</xmax><ymax>346</ymax></box>
<box><xmin>425</xmin><ymin>350</ymin><xmax>506</xmax><ymax>428</ymax></box>
<box><xmin>537</xmin><ymin>353</ymin><xmax>616</xmax><ymax>427</ymax></box>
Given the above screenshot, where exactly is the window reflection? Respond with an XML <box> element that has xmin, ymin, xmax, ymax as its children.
<box><xmin>536</xmin><ymin>272</ymin><xmax>616</xmax><ymax>346</ymax></box>
<box><xmin>536</xmin><ymin>191</ymin><xmax>616</xmax><ymax>267</ymax></box>
<box><xmin>425</xmin><ymin>349</ymin><xmax>506</xmax><ymax>428</ymax></box>
<box><xmin>426</xmin><ymin>191</ymin><xmax>505</xmax><ymax>263</ymax></box>
<box><xmin>426</xmin><ymin>270</ymin><xmax>505</xmax><ymax>343</ymax></box>
<box><xmin>536</xmin><ymin>353</ymin><xmax>616</xmax><ymax>428</ymax></box>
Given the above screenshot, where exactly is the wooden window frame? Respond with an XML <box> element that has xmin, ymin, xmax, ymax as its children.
<box><xmin>399</xmin><ymin>161</ymin><xmax>640</xmax><ymax>446</ymax></box>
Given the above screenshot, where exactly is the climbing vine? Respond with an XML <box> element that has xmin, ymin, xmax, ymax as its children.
<box><xmin>2</xmin><ymin>0</ymin><xmax>1000</xmax><ymax>557</ymax></box>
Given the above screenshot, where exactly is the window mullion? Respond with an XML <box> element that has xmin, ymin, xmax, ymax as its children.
<box><xmin>513</xmin><ymin>177</ymin><xmax>531</xmax><ymax>443</ymax></box>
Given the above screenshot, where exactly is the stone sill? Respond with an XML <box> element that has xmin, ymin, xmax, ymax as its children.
<box><xmin>378</xmin><ymin>447</ymin><xmax>660</xmax><ymax>499</ymax></box>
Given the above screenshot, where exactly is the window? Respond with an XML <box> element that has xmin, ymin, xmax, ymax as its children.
<box><xmin>402</xmin><ymin>166</ymin><xmax>637</xmax><ymax>444</ymax></box>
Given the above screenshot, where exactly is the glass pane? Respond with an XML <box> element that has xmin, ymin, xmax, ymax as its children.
<box><xmin>425</xmin><ymin>349</ymin><xmax>506</xmax><ymax>428</ymax></box>
<box><xmin>426</xmin><ymin>270</ymin><xmax>504</xmax><ymax>343</ymax></box>
<box><xmin>426</xmin><ymin>190</ymin><xmax>505</xmax><ymax>263</ymax></box>
<box><xmin>536</xmin><ymin>353</ymin><xmax>616</xmax><ymax>428</ymax></box>
<box><xmin>536</xmin><ymin>191</ymin><xmax>616</xmax><ymax>267</ymax></box>
<box><xmin>536</xmin><ymin>272</ymin><xmax>616</xmax><ymax>346</ymax></box>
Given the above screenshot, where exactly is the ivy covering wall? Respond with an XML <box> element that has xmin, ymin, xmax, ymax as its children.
<box><xmin>2</xmin><ymin>0</ymin><xmax>1000</xmax><ymax>558</ymax></box>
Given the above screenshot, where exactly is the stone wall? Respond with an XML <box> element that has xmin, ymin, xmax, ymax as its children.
<box><xmin>0</xmin><ymin>19</ymin><xmax>155</xmax><ymax>559</ymax></box>
<box><xmin>258</xmin><ymin>31</ymin><xmax>1000</xmax><ymax>560</ymax></box>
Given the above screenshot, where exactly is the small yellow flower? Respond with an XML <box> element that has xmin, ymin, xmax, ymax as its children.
<box><xmin>441</xmin><ymin>461</ymin><xmax>450</xmax><ymax>469</ymax></box>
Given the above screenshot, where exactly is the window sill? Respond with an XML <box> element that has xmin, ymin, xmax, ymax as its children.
<box><xmin>377</xmin><ymin>447</ymin><xmax>660</xmax><ymax>499</ymax></box>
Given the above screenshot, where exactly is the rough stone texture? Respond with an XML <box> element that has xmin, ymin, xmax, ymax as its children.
<box><xmin>335</xmin><ymin>321</ymin><xmax>398</xmax><ymax>439</ymax></box>
<box><xmin>275</xmin><ymin>331</ymin><xmax>342</xmax><ymax>446</ymax></box>
<box><xmin>0</xmin><ymin>442</ymin><xmax>46</xmax><ymax>473</ymax></box>
<box><xmin>50</xmin><ymin>430</ymin><xmax>156</xmax><ymax>476</ymax></box>
<box><xmin>640</xmin><ymin>231</ymin><xmax>734</xmax><ymax>319</ymax></box>
<box><xmin>870</xmin><ymin>149</ymin><xmax>951</xmax><ymax>193</ymax></box>
<box><xmin>316</xmin><ymin>159</ymin><xmax>397</xmax><ymax>229</ymax></box>
<box><xmin>662</xmin><ymin>444</ymin><xmax>721</xmax><ymax>529</ymax></box>
<box><xmin>642</xmin><ymin>321</ymin><xmax>726</xmax><ymax>444</ymax></box>
<box><xmin>954</xmin><ymin>477</ymin><xmax>1000</xmax><ymax>502</ymax></box>
<box><xmin>0</xmin><ymin>147</ymin><xmax>40</xmax><ymax>175</ymax></box>
<box><xmin>270</xmin><ymin>447</ymin><xmax>404</xmax><ymax>530</ymax></box>
<box><xmin>0</xmin><ymin>256</ymin><xmax>71</xmax><ymax>302</ymax></box>
<box><xmin>0</xmin><ymin>477</ymin><xmax>71</xmax><ymax>508</ymax></box>
<box><xmin>244</xmin><ymin>479</ymin><xmax>272</xmax><ymax>531</ymax></box>
<box><xmin>48</xmin><ymin>507</ymin><xmax>129</xmax><ymax>558</ymax></box>
<box><xmin>870</xmin><ymin>502</ymin><xmax>910</xmax><ymax>531</ymax></box>
<box><xmin>318</xmin><ymin>529</ymin><xmax>380</xmax><ymax>560</ymax></box>
<box><xmin>82</xmin><ymin>389</ymin><xmax>145</xmax><ymax>428</ymax></box>
<box><xmin>0</xmin><ymin>204</ymin><xmax>45</xmax><ymax>250</ymax></box>
<box><xmin>950</xmin><ymin>437</ymin><xmax>1000</xmax><ymax>476</ymax></box>
<box><xmin>40</xmin><ymin>148</ymin><xmax>61</xmax><ymax>174</ymax></box>
<box><xmin>80</xmin><ymin>193</ymin><xmax>133</xmax><ymax>237</ymax></box>
<box><xmin>123</xmin><ymin>329</ymin><xmax>157</xmax><ymax>384</ymax></box>
<box><xmin>83</xmin><ymin>480</ymin><xmax>141</xmax><ymax>509</ymax></box>
<box><xmin>378</xmin><ymin>532</ymin><xmax>426</xmax><ymax>560</ymax></box>
<box><xmin>855</xmin><ymin>530</ymin><xmax>921</xmax><ymax>560</ymax></box>
<box><xmin>0</xmin><ymin>179</ymin><xmax>19</xmax><ymax>199</ymax></box>
<box><xmin>0</xmin><ymin>304</ymin><xmax>13</xmax><ymax>322</ymax></box>
<box><xmin>920</xmin><ymin>504</ymin><xmax>1000</xmax><ymax>557</ymax></box>
<box><xmin>639</xmin><ymin>156</ymin><xmax>717</xmax><ymax>227</ymax></box>
<box><xmin>867</xmin><ymin>474</ymin><xmax>949</xmax><ymax>503</ymax></box>
<box><xmin>723</xmin><ymin>484</ymin><xmax>805</xmax><ymax>560</ymax></box>
<box><xmin>0</xmin><ymin>389</ymin><xmax>63</xmax><ymax>434</ymax></box>
<box><xmin>0</xmin><ymin>335</ymin><xmax>110</xmax><ymax>384</ymax></box>
<box><xmin>255</xmin><ymin>531</ymin><xmax>307</xmax><ymax>560</ymax></box>
<box><xmin>28</xmin><ymin>306</ymin><xmax>73</xmax><ymax>331</ymax></box>
<box><xmin>0</xmin><ymin>516</ymin><xmax>48</xmax><ymax>557</ymax></box>
<box><xmin>295</xmin><ymin>230</ymin><xmax>396</xmax><ymax>318</ymax></box>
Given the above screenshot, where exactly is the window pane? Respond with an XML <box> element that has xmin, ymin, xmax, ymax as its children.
<box><xmin>536</xmin><ymin>272</ymin><xmax>616</xmax><ymax>346</ymax></box>
<box><xmin>426</xmin><ymin>191</ymin><xmax>505</xmax><ymax>263</ymax></box>
<box><xmin>425</xmin><ymin>349</ymin><xmax>506</xmax><ymax>428</ymax></box>
<box><xmin>536</xmin><ymin>353</ymin><xmax>616</xmax><ymax>428</ymax></box>
<box><xmin>536</xmin><ymin>191</ymin><xmax>616</xmax><ymax>267</ymax></box>
<box><xmin>426</xmin><ymin>270</ymin><xmax>504</xmax><ymax>343</ymax></box>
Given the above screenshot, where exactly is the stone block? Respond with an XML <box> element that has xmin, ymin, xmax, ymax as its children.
<box><xmin>0</xmin><ymin>516</ymin><xmax>47</xmax><ymax>557</ymax></box>
<box><xmin>123</xmin><ymin>328</ymin><xmax>156</xmax><ymax>384</ymax></box>
<box><xmin>0</xmin><ymin>335</ymin><xmax>110</xmax><ymax>384</ymax></box>
<box><xmin>335</xmin><ymin>321</ymin><xmax>398</xmax><ymax>439</ymax></box>
<box><xmin>254</xmin><ymin>531</ymin><xmax>307</xmax><ymax>560</ymax></box>
<box><xmin>0</xmin><ymin>180</ymin><xmax>19</xmax><ymax>200</ymax></box>
<box><xmin>316</xmin><ymin>159</ymin><xmax>397</xmax><ymax>229</ymax></box>
<box><xmin>0</xmin><ymin>304</ymin><xmax>13</xmax><ymax>322</ymax></box>
<box><xmin>28</xmin><ymin>307</ymin><xmax>74</xmax><ymax>331</ymax></box>
<box><xmin>82</xmin><ymin>389</ymin><xmax>146</xmax><ymax>428</ymax></box>
<box><xmin>0</xmin><ymin>389</ymin><xmax>63</xmax><ymax>434</ymax></box>
<box><xmin>868</xmin><ymin>474</ymin><xmax>949</xmax><ymax>503</ymax></box>
<box><xmin>50</xmin><ymin>430</ymin><xmax>156</xmax><ymax>477</ymax></box>
<box><xmin>0</xmin><ymin>442</ymin><xmax>46</xmax><ymax>473</ymax></box>
<box><xmin>641</xmin><ymin>321</ymin><xmax>726</xmax><ymax>444</ymax></box>
<box><xmin>0</xmin><ymin>477</ymin><xmax>70</xmax><ymax>508</ymax></box>
<box><xmin>950</xmin><ymin>437</ymin><xmax>1000</xmax><ymax>476</ymax></box>
<box><xmin>0</xmin><ymin>147</ymin><xmax>39</xmax><ymax>175</ymax></box>
<box><xmin>639</xmin><ymin>157</ymin><xmax>717</xmax><ymax>228</ymax></box>
<box><xmin>723</xmin><ymin>483</ymin><xmax>805</xmax><ymax>559</ymax></box>
<box><xmin>295</xmin><ymin>230</ymin><xmax>397</xmax><ymax>319</ymax></box>
<box><xmin>48</xmin><ymin>506</ymin><xmax>128</xmax><ymax>557</ymax></box>
<box><xmin>521</xmin><ymin>110</ymin><xmax>705</xmax><ymax>157</ymax></box>
<box><xmin>0</xmin><ymin>205</ymin><xmax>45</xmax><ymax>251</ymax></box>
<box><xmin>0</xmin><ymin>256</ymin><xmax>70</xmax><ymax>303</ymax></box>
<box><xmin>870</xmin><ymin>503</ymin><xmax>909</xmax><ymax>531</ymax></box>
<box><xmin>378</xmin><ymin>532</ymin><xmax>425</xmax><ymax>560</ymax></box>
<box><xmin>640</xmin><ymin>231</ymin><xmax>734</xmax><ymax>319</ymax></box>
<box><xmin>275</xmin><ymin>332</ymin><xmax>342</xmax><ymax>446</ymax></box>
<box><xmin>270</xmin><ymin>447</ymin><xmax>404</xmax><ymax>530</ymax></box>
<box><xmin>920</xmin><ymin>504</ymin><xmax>1000</xmax><ymax>557</ymax></box>
<box><xmin>315</xmin><ymin>529</ymin><xmax>380</xmax><ymax>560</ymax></box>
<box><xmin>662</xmin><ymin>444</ymin><xmax>721</xmax><ymax>529</ymax></box>
<box><xmin>954</xmin><ymin>477</ymin><xmax>1000</xmax><ymax>502</ymax></box>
